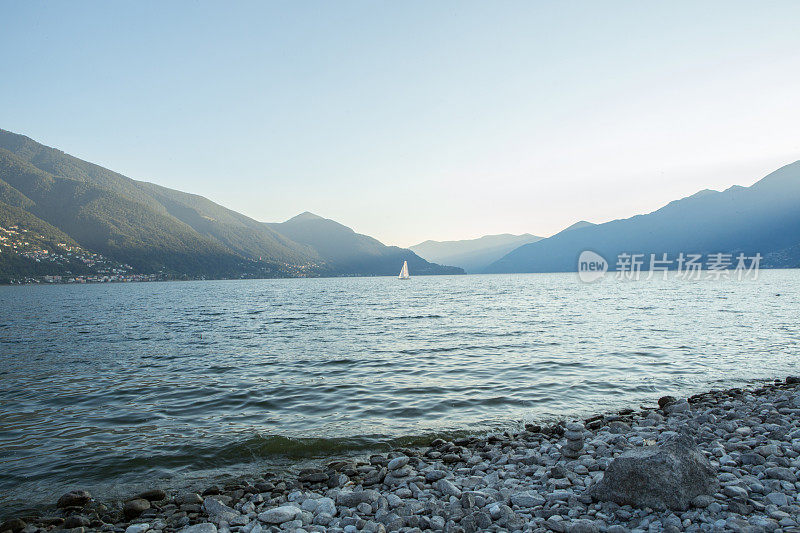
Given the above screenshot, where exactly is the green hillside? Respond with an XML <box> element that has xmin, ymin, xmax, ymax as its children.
<box><xmin>0</xmin><ymin>129</ymin><xmax>460</xmax><ymax>281</ymax></box>
<box><xmin>0</xmin><ymin>130</ymin><xmax>315</xmax><ymax>265</ymax></box>
<box><xmin>0</xmin><ymin>148</ymin><xmax>255</xmax><ymax>276</ymax></box>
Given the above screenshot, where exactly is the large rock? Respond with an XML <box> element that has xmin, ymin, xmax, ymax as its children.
<box><xmin>335</xmin><ymin>490</ymin><xmax>380</xmax><ymax>508</ymax></box>
<box><xmin>123</xmin><ymin>498</ymin><xmax>151</xmax><ymax>519</ymax></box>
<box><xmin>589</xmin><ymin>434</ymin><xmax>718</xmax><ymax>510</ymax></box>
<box><xmin>257</xmin><ymin>505</ymin><xmax>301</xmax><ymax>524</ymax></box>
<box><xmin>0</xmin><ymin>519</ymin><xmax>26</xmax><ymax>533</ymax></box>
<box><xmin>765</xmin><ymin>467</ymin><xmax>796</xmax><ymax>481</ymax></box>
<box><xmin>387</xmin><ymin>456</ymin><xmax>409</xmax><ymax>470</ymax></box>
<box><xmin>57</xmin><ymin>490</ymin><xmax>92</xmax><ymax>509</ymax></box>
<box><xmin>298</xmin><ymin>469</ymin><xmax>328</xmax><ymax>483</ymax></box>
<box><xmin>658</xmin><ymin>396</ymin><xmax>677</xmax><ymax>409</ymax></box>
<box><xmin>435</xmin><ymin>479</ymin><xmax>462</xmax><ymax>497</ymax></box>
<box><xmin>203</xmin><ymin>497</ymin><xmax>248</xmax><ymax>525</ymax></box>
<box><xmin>314</xmin><ymin>497</ymin><xmax>336</xmax><ymax>516</ymax></box>
<box><xmin>137</xmin><ymin>489</ymin><xmax>167</xmax><ymax>501</ymax></box>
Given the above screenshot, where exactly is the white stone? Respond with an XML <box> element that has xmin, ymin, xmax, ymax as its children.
<box><xmin>300</xmin><ymin>499</ymin><xmax>318</xmax><ymax>513</ymax></box>
<box><xmin>315</xmin><ymin>497</ymin><xmax>336</xmax><ymax>516</ymax></box>
<box><xmin>387</xmin><ymin>456</ymin><xmax>409</xmax><ymax>470</ymax></box>
<box><xmin>258</xmin><ymin>505</ymin><xmax>301</xmax><ymax>524</ymax></box>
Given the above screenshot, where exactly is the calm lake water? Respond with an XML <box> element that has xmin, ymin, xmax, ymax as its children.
<box><xmin>1</xmin><ymin>272</ymin><xmax>799</xmax><ymax>516</ymax></box>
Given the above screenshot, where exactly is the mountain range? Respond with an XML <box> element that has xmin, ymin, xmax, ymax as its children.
<box><xmin>268</xmin><ymin>212</ymin><xmax>460</xmax><ymax>276</ymax></box>
<box><xmin>0</xmin><ymin>129</ymin><xmax>461</xmax><ymax>281</ymax></box>
<box><xmin>410</xmin><ymin>233</ymin><xmax>543</xmax><ymax>273</ymax></box>
<box><xmin>485</xmin><ymin>161</ymin><xmax>800</xmax><ymax>272</ymax></box>
<box><xmin>2</xmin><ymin>127</ymin><xmax>799</xmax><ymax>283</ymax></box>
<box><xmin>410</xmin><ymin>222</ymin><xmax>597</xmax><ymax>273</ymax></box>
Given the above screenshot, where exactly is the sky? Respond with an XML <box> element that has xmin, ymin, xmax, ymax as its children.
<box><xmin>2</xmin><ymin>1</ymin><xmax>800</xmax><ymax>247</ymax></box>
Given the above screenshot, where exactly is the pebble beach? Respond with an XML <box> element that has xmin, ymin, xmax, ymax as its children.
<box><xmin>6</xmin><ymin>377</ymin><xmax>800</xmax><ymax>533</ymax></box>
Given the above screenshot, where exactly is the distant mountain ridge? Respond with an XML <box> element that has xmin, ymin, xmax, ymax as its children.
<box><xmin>0</xmin><ymin>129</ymin><xmax>461</xmax><ymax>280</ymax></box>
<box><xmin>410</xmin><ymin>221</ymin><xmax>600</xmax><ymax>273</ymax></box>
<box><xmin>268</xmin><ymin>212</ymin><xmax>462</xmax><ymax>276</ymax></box>
<box><xmin>485</xmin><ymin>161</ymin><xmax>800</xmax><ymax>273</ymax></box>
<box><xmin>411</xmin><ymin>233</ymin><xmax>543</xmax><ymax>273</ymax></box>
<box><xmin>555</xmin><ymin>220</ymin><xmax>595</xmax><ymax>235</ymax></box>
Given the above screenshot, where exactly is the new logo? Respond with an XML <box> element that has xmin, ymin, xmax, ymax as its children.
<box><xmin>577</xmin><ymin>250</ymin><xmax>608</xmax><ymax>283</ymax></box>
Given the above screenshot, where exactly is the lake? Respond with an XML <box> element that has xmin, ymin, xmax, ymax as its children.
<box><xmin>1</xmin><ymin>271</ymin><xmax>799</xmax><ymax>516</ymax></box>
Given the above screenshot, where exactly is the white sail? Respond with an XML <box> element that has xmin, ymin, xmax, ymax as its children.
<box><xmin>398</xmin><ymin>260</ymin><xmax>410</xmax><ymax>279</ymax></box>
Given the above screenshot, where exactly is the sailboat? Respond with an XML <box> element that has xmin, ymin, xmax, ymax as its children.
<box><xmin>398</xmin><ymin>260</ymin><xmax>410</xmax><ymax>280</ymax></box>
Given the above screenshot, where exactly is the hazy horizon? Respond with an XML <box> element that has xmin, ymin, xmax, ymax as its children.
<box><xmin>3</xmin><ymin>1</ymin><xmax>799</xmax><ymax>247</ymax></box>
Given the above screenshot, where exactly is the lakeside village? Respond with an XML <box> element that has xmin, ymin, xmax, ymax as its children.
<box><xmin>0</xmin><ymin>224</ymin><xmax>162</xmax><ymax>285</ymax></box>
<box><xmin>0</xmin><ymin>224</ymin><xmax>319</xmax><ymax>285</ymax></box>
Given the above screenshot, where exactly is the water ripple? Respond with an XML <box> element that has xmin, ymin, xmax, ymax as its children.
<box><xmin>1</xmin><ymin>272</ymin><xmax>800</xmax><ymax>516</ymax></box>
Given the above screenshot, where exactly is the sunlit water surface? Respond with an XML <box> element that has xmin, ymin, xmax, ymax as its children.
<box><xmin>1</xmin><ymin>272</ymin><xmax>799</xmax><ymax>516</ymax></box>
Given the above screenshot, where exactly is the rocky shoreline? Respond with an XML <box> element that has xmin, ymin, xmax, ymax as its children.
<box><xmin>5</xmin><ymin>377</ymin><xmax>800</xmax><ymax>533</ymax></box>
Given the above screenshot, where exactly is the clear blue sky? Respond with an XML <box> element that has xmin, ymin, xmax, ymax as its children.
<box><xmin>2</xmin><ymin>1</ymin><xmax>799</xmax><ymax>246</ymax></box>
